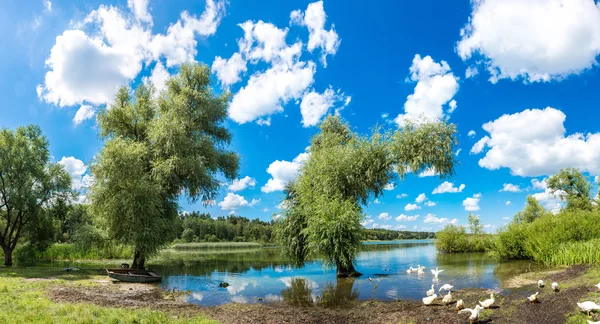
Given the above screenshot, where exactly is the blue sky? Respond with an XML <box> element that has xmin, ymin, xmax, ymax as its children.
<box><xmin>2</xmin><ymin>0</ymin><xmax>600</xmax><ymax>232</ymax></box>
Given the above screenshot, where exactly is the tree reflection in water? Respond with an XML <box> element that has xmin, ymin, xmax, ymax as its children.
<box><xmin>281</xmin><ymin>277</ymin><xmax>359</xmax><ymax>307</ymax></box>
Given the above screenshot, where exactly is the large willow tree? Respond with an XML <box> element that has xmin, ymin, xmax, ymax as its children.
<box><xmin>90</xmin><ymin>63</ymin><xmax>239</xmax><ymax>269</ymax></box>
<box><xmin>277</xmin><ymin>116</ymin><xmax>458</xmax><ymax>277</ymax></box>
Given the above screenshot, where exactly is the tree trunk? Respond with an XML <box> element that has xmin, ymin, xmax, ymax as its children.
<box><xmin>336</xmin><ymin>261</ymin><xmax>362</xmax><ymax>278</ymax></box>
<box><xmin>131</xmin><ymin>249</ymin><xmax>145</xmax><ymax>269</ymax></box>
<box><xmin>3</xmin><ymin>246</ymin><xmax>13</xmax><ymax>266</ymax></box>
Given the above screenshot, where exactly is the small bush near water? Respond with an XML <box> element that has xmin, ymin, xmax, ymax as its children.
<box><xmin>435</xmin><ymin>225</ymin><xmax>493</xmax><ymax>253</ymax></box>
<box><xmin>172</xmin><ymin>242</ymin><xmax>263</xmax><ymax>250</ymax></box>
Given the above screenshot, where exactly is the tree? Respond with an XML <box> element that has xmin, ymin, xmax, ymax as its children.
<box><xmin>90</xmin><ymin>63</ymin><xmax>239</xmax><ymax>269</ymax></box>
<box><xmin>468</xmin><ymin>213</ymin><xmax>483</xmax><ymax>235</ymax></box>
<box><xmin>546</xmin><ymin>168</ymin><xmax>593</xmax><ymax>211</ymax></box>
<box><xmin>514</xmin><ymin>196</ymin><xmax>548</xmax><ymax>224</ymax></box>
<box><xmin>0</xmin><ymin>125</ymin><xmax>72</xmax><ymax>265</ymax></box>
<box><xmin>277</xmin><ymin>116</ymin><xmax>458</xmax><ymax>277</ymax></box>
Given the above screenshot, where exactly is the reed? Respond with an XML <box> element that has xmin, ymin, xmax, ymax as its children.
<box><xmin>542</xmin><ymin>239</ymin><xmax>600</xmax><ymax>266</ymax></box>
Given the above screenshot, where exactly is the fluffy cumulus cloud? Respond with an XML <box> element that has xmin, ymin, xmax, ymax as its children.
<box><xmin>262</xmin><ymin>152</ymin><xmax>309</xmax><ymax>192</ymax></box>
<box><xmin>425</xmin><ymin>201</ymin><xmax>436</xmax><ymax>207</ymax></box>
<box><xmin>58</xmin><ymin>156</ymin><xmax>93</xmax><ymax>191</ymax></box>
<box><xmin>423</xmin><ymin>213</ymin><xmax>458</xmax><ymax>225</ymax></box>
<box><xmin>289</xmin><ymin>0</ymin><xmax>340</xmax><ymax>67</ymax></box>
<box><xmin>360</xmin><ymin>218</ymin><xmax>375</xmax><ymax>227</ymax></box>
<box><xmin>228</xmin><ymin>176</ymin><xmax>257</xmax><ymax>191</ymax></box>
<box><xmin>44</xmin><ymin>0</ymin><xmax>52</xmax><ymax>11</ymax></box>
<box><xmin>418</xmin><ymin>168</ymin><xmax>438</xmax><ymax>177</ymax></box>
<box><xmin>471</xmin><ymin>107</ymin><xmax>600</xmax><ymax>176</ymax></box>
<box><xmin>218</xmin><ymin>192</ymin><xmax>249</xmax><ymax>210</ymax></box>
<box><xmin>404</xmin><ymin>203</ymin><xmax>421</xmax><ymax>211</ymax></box>
<box><xmin>396</xmin><ymin>214</ymin><xmax>419</xmax><ymax>222</ymax></box>
<box><xmin>384</xmin><ymin>183</ymin><xmax>395</xmax><ymax>191</ymax></box>
<box><xmin>415</xmin><ymin>193</ymin><xmax>427</xmax><ymax>204</ymax></box>
<box><xmin>505</xmin><ymin>201</ymin><xmax>511</xmax><ymax>206</ymax></box>
<box><xmin>378</xmin><ymin>212</ymin><xmax>391</xmax><ymax>221</ymax></box>
<box><xmin>396</xmin><ymin>193</ymin><xmax>408</xmax><ymax>198</ymax></box>
<box><xmin>218</xmin><ymin>2</ymin><xmax>346</xmax><ymax>127</ymax></box>
<box><xmin>457</xmin><ymin>0</ymin><xmax>600</xmax><ymax>83</ymax></box>
<box><xmin>468</xmin><ymin>130</ymin><xmax>476</xmax><ymax>137</ymax></box>
<box><xmin>38</xmin><ymin>0</ymin><xmax>225</xmax><ymax>114</ymax></box>
<box><xmin>530</xmin><ymin>178</ymin><xmax>563</xmax><ymax>212</ymax></box>
<box><xmin>463</xmin><ymin>193</ymin><xmax>482</xmax><ymax>211</ymax></box>
<box><xmin>500</xmin><ymin>183</ymin><xmax>521</xmax><ymax>192</ymax></box>
<box><xmin>144</xmin><ymin>62</ymin><xmax>170</xmax><ymax>94</ymax></box>
<box><xmin>395</xmin><ymin>54</ymin><xmax>459</xmax><ymax>126</ymax></box>
<box><xmin>432</xmin><ymin>181</ymin><xmax>465</xmax><ymax>194</ymax></box>
<box><xmin>73</xmin><ymin>105</ymin><xmax>95</xmax><ymax>126</ymax></box>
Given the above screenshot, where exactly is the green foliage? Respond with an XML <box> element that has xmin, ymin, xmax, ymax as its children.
<box><xmin>544</xmin><ymin>238</ymin><xmax>600</xmax><ymax>265</ymax></box>
<box><xmin>179</xmin><ymin>212</ymin><xmax>274</xmax><ymax>243</ymax></box>
<box><xmin>468</xmin><ymin>213</ymin><xmax>483</xmax><ymax>234</ymax></box>
<box><xmin>514</xmin><ymin>196</ymin><xmax>549</xmax><ymax>224</ymax></box>
<box><xmin>493</xmin><ymin>222</ymin><xmax>530</xmax><ymax>260</ymax></box>
<box><xmin>172</xmin><ymin>242</ymin><xmax>262</xmax><ymax>249</ymax></box>
<box><xmin>361</xmin><ymin>228</ymin><xmax>435</xmax><ymax>240</ymax></box>
<box><xmin>39</xmin><ymin>243</ymin><xmax>133</xmax><ymax>261</ymax></box>
<box><xmin>277</xmin><ymin>115</ymin><xmax>458</xmax><ymax>276</ymax></box>
<box><xmin>0</xmin><ymin>125</ymin><xmax>73</xmax><ymax>265</ymax></box>
<box><xmin>435</xmin><ymin>224</ymin><xmax>493</xmax><ymax>253</ymax></box>
<box><xmin>90</xmin><ymin>63</ymin><xmax>239</xmax><ymax>267</ymax></box>
<box><xmin>546</xmin><ymin>168</ymin><xmax>593</xmax><ymax>211</ymax></box>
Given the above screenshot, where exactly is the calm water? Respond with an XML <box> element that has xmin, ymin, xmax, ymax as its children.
<box><xmin>142</xmin><ymin>240</ymin><xmax>538</xmax><ymax>306</ymax></box>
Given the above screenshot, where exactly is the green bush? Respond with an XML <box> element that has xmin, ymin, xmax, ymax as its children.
<box><xmin>493</xmin><ymin>222</ymin><xmax>530</xmax><ymax>260</ymax></box>
<box><xmin>436</xmin><ymin>225</ymin><xmax>493</xmax><ymax>253</ymax></box>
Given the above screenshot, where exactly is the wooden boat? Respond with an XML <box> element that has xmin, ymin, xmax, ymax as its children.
<box><xmin>106</xmin><ymin>268</ymin><xmax>162</xmax><ymax>283</ymax></box>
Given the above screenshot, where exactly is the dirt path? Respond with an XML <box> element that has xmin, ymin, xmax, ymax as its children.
<box><xmin>47</xmin><ymin>265</ymin><xmax>600</xmax><ymax>324</ymax></box>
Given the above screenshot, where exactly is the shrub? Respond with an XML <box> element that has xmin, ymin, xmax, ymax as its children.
<box><xmin>435</xmin><ymin>225</ymin><xmax>492</xmax><ymax>253</ymax></box>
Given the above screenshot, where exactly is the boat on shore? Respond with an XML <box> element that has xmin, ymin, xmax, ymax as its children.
<box><xmin>106</xmin><ymin>268</ymin><xmax>162</xmax><ymax>283</ymax></box>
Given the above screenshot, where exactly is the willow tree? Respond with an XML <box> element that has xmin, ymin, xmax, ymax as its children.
<box><xmin>90</xmin><ymin>63</ymin><xmax>239</xmax><ymax>269</ymax></box>
<box><xmin>546</xmin><ymin>168</ymin><xmax>593</xmax><ymax>211</ymax></box>
<box><xmin>277</xmin><ymin>116</ymin><xmax>458</xmax><ymax>277</ymax></box>
<box><xmin>0</xmin><ymin>125</ymin><xmax>72</xmax><ymax>265</ymax></box>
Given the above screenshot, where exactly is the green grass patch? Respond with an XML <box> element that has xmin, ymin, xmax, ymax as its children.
<box><xmin>172</xmin><ymin>242</ymin><xmax>262</xmax><ymax>250</ymax></box>
<box><xmin>0</xmin><ymin>267</ymin><xmax>215</xmax><ymax>324</ymax></box>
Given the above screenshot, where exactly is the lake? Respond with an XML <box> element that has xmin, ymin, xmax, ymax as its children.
<box><xmin>146</xmin><ymin>240</ymin><xmax>538</xmax><ymax>306</ymax></box>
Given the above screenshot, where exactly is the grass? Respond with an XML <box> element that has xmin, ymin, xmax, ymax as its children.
<box><xmin>37</xmin><ymin>243</ymin><xmax>133</xmax><ymax>261</ymax></box>
<box><xmin>0</xmin><ymin>267</ymin><xmax>215</xmax><ymax>324</ymax></box>
<box><xmin>543</xmin><ymin>239</ymin><xmax>600</xmax><ymax>266</ymax></box>
<box><xmin>171</xmin><ymin>242</ymin><xmax>262</xmax><ymax>250</ymax></box>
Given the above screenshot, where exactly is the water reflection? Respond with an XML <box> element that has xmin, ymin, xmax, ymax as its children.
<box><xmin>281</xmin><ymin>277</ymin><xmax>359</xmax><ymax>307</ymax></box>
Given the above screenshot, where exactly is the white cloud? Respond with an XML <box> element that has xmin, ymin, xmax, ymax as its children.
<box><xmin>290</xmin><ymin>1</ymin><xmax>340</xmax><ymax>67</ymax></box>
<box><xmin>468</xmin><ymin>130</ymin><xmax>476</xmax><ymax>137</ymax></box>
<box><xmin>262</xmin><ymin>152</ymin><xmax>309</xmax><ymax>192</ymax></box>
<box><xmin>39</xmin><ymin>1</ymin><xmax>225</xmax><ymax>108</ymax></box>
<box><xmin>423</xmin><ymin>213</ymin><xmax>458</xmax><ymax>225</ymax></box>
<box><xmin>455</xmin><ymin>148</ymin><xmax>462</xmax><ymax>156</ymax></box>
<box><xmin>127</xmin><ymin>0</ymin><xmax>151</xmax><ymax>23</ymax></box>
<box><xmin>262</xmin><ymin>208</ymin><xmax>270</xmax><ymax>212</ymax></box>
<box><xmin>73</xmin><ymin>105</ymin><xmax>95</xmax><ymax>126</ymax></box>
<box><xmin>384</xmin><ymin>183</ymin><xmax>395</xmax><ymax>191</ymax></box>
<box><xmin>58</xmin><ymin>156</ymin><xmax>92</xmax><ymax>190</ymax></box>
<box><xmin>415</xmin><ymin>193</ymin><xmax>426</xmax><ymax>204</ymax></box>
<box><xmin>500</xmin><ymin>183</ymin><xmax>521</xmax><ymax>192</ymax></box>
<box><xmin>463</xmin><ymin>193</ymin><xmax>482</xmax><ymax>212</ymax></box>
<box><xmin>505</xmin><ymin>201</ymin><xmax>511</xmax><ymax>206</ymax></box>
<box><xmin>373</xmin><ymin>198</ymin><xmax>381</xmax><ymax>204</ymax></box>
<box><xmin>432</xmin><ymin>181</ymin><xmax>465</xmax><ymax>194</ymax></box>
<box><xmin>211</xmin><ymin>53</ymin><xmax>247</xmax><ymax>87</ymax></box>
<box><xmin>395</xmin><ymin>54</ymin><xmax>459</xmax><ymax>126</ymax></box>
<box><xmin>396</xmin><ymin>193</ymin><xmax>408</xmax><ymax>198</ymax></box>
<box><xmin>300</xmin><ymin>87</ymin><xmax>350</xmax><ymax>127</ymax></box>
<box><xmin>457</xmin><ymin>0</ymin><xmax>600</xmax><ymax>83</ymax></box>
<box><xmin>425</xmin><ymin>201</ymin><xmax>436</xmax><ymax>207</ymax></box>
<box><xmin>218</xmin><ymin>193</ymin><xmax>249</xmax><ymax>210</ymax></box>
<box><xmin>465</xmin><ymin>66</ymin><xmax>478</xmax><ymax>79</ymax></box>
<box><xmin>145</xmin><ymin>61</ymin><xmax>170</xmax><ymax>94</ymax></box>
<box><xmin>448</xmin><ymin>99</ymin><xmax>457</xmax><ymax>114</ymax></box>
<box><xmin>405</xmin><ymin>203</ymin><xmax>421</xmax><ymax>211</ymax></box>
<box><xmin>471</xmin><ymin>107</ymin><xmax>600</xmax><ymax>176</ymax></box>
<box><xmin>396</xmin><ymin>214</ymin><xmax>419</xmax><ymax>222</ymax></box>
<box><xmin>418</xmin><ymin>168</ymin><xmax>438</xmax><ymax>177</ymax></box>
<box><xmin>272</xmin><ymin>214</ymin><xmax>282</xmax><ymax>220</ymax></box>
<box><xmin>249</xmin><ymin>198</ymin><xmax>260</xmax><ymax>207</ymax></box>
<box><xmin>531</xmin><ymin>178</ymin><xmax>548</xmax><ymax>190</ymax></box>
<box><xmin>44</xmin><ymin>0</ymin><xmax>52</xmax><ymax>11</ymax></box>
<box><xmin>378</xmin><ymin>212</ymin><xmax>391</xmax><ymax>221</ymax></box>
<box><xmin>360</xmin><ymin>218</ymin><xmax>375</xmax><ymax>227</ymax></box>
<box><xmin>229</xmin><ymin>176</ymin><xmax>257</xmax><ymax>191</ymax></box>
<box><xmin>395</xmin><ymin>225</ymin><xmax>407</xmax><ymax>230</ymax></box>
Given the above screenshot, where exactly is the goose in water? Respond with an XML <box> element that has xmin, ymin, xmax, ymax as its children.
<box><xmin>479</xmin><ymin>293</ymin><xmax>495</xmax><ymax>309</ymax></box>
<box><xmin>417</xmin><ymin>266</ymin><xmax>426</xmax><ymax>275</ymax></box>
<box><xmin>527</xmin><ymin>292</ymin><xmax>539</xmax><ymax>304</ymax></box>
<box><xmin>431</xmin><ymin>267</ymin><xmax>444</xmax><ymax>278</ymax></box>
<box><xmin>552</xmin><ymin>282</ymin><xmax>559</xmax><ymax>292</ymax></box>
<box><xmin>459</xmin><ymin>305</ymin><xmax>483</xmax><ymax>324</ymax></box>
<box><xmin>442</xmin><ymin>291</ymin><xmax>452</xmax><ymax>305</ymax></box>
<box><xmin>578</xmin><ymin>301</ymin><xmax>600</xmax><ymax>316</ymax></box>
<box><xmin>422</xmin><ymin>294</ymin><xmax>437</xmax><ymax>306</ymax></box>
<box><xmin>538</xmin><ymin>280</ymin><xmax>544</xmax><ymax>288</ymax></box>
<box><xmin>456</xmin><ymin>299</ymin><xmax>464</xmax><ymax>312</ymax></box>
<box><xmin>426</xmin><ymin>284</ymin><xmax>435</xmax><ymax>297</ymax></box>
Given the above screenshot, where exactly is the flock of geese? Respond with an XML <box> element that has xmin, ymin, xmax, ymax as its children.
<box><xmin>404</xmin><ymin>265</ymin><xmax>600</xmax><ymax>323</ymax></box>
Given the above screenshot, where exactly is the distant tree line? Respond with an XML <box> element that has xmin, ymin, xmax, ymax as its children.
<box><xmin>362</xmin><ymin>228</ymin><xmax>434</xmax><ymax>241</ymax></box>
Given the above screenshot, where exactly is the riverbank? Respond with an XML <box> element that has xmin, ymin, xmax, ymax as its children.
<box><xmin>3</xmin><ymin>265</ymin><xmax>600</xmax><ymax>323</ymax></box>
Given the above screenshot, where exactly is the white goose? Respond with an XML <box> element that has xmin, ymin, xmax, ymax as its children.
<box><xmin>587</xmin><ymin>321</ymin><xmax>600</xmax><ymax>324</ymax></box>
<box><xmin>479</xmin><ymin>293</ymin><xmax>495</xmax><ymax>309</ymax></box>
<box><xmin>426</xmin><ymin>284</ymin><xmax>435</xmax><ymax>297</ymax></box>
<box><xmin>439</xmin><ymin>284</ymin><xmax>454</xmax><ymax>293</ymax></box>
<box><xmin>442</xmin><ymin>291</ymin><xmax>452</xmax><ymax>305</ymax></box>
<box><xmin>578</xmin><ymin>301</ymin><xmax>600</xmax><ymax>315</ymax></box>
<box><xmin>459</xmin><ymin>305</ymin><xmax>483</xmax><ymax>324</ymax></box>
<box><xmin>431</xmin><ymin>267</ymin><xmax>444</xmax><ymax>278</ymax></box>
<box><xmin>422</xmin><ymin>294</ymin><xmax>437</xmax><ymax>306</ymax></box>
<box><xmin>456</xmin><ymin>299</ymin><xmax>464</xmax><ymax>312</ymax></box>
<box><xmin>417</xmin><ymin>266</ymin><xmax>426</xmax><ymax>275</ymax></box>
<box><xmin>538</xmin><ymin>280</ymin><xmax>544</xmax><ymax>288</ymax></box>
<box><xmin>552</xmin><ymin>282</ymin><xmax>559</xmax><ymax>292</ymax></box>
<box><xmin>527</xmin><ymin>292</ymin><xmax>539</xmax><ymax>304</ymax></box>
<box><xmin>595</xmin><ymin>282</ymin><xmax>600</xmax><ymax>290</ymax></box>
